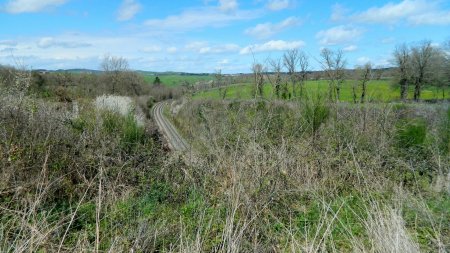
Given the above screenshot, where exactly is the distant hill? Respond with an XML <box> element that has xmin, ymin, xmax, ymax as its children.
<box><xmin>31</xmin><ymin>68</ymin><xmax>215</xmax><ymax>76</ymax></box>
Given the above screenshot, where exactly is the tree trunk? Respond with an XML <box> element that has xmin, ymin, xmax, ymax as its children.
<box><xmin>361</xmin><ymin>81</ymin><xmax>366</xmax><ymax>103</ymax></box>
<box><xmin>275</xmin><ymin>83</ymin><xmax>280</xmax><ymax>98</ymax></box>
<box><xmin>336</xmin><ymin>86</ymin><xmax>340</xmax><ymax>102</ymax></box>
<box><xmin>414</xmin><ymin>80</ymin><xmax>421</xmax><ymax>101</ymax></box>
<box><xmin>400</xmin><ymin>78</ymin><xmax>408</xmax><ymax>100</ymax></box>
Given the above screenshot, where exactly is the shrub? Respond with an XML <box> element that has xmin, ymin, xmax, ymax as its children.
<box><xmin>121</xmin><ymin>112</ymin><xmax>146</xmax><ymax>150</ymax></box>
<box><xmin>301</xmin><ymin>93</ymin><xmax>330</xmax><ymax>137</ymax></box>
<box><xmin>438</xmin><ymin>107</ymin><xmax>450</xmax><ymax>154</ymax></box>
<box><xmin>396</xmin><ymin>118</ymin><xmax>427</xmax><ymax>149</ymax></box>
<box><xmin>102</xmin><ymin>110</ymin><xmax>122</xmax><ymax>134</ymax></box>
<box><xmin>94</xmin><ymin>95</ymin><xmax>135</xmax><ymax>116</ymax></box>
<box><xmin>146</xmin><ymin>96</ymin><xmax>155</xmax><ymax>110</ymax></box>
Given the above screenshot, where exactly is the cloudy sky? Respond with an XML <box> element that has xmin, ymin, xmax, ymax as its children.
<box><xmin>0</xmin><ymin>0</ymin><xmax>449</xmax><ymax>73</ymax></box>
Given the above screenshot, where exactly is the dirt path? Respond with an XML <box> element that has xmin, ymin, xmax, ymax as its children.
<box><xmin>152</xmin><ymin>101</ymin><xmax>189</xmax><ymax>151</ymax></box>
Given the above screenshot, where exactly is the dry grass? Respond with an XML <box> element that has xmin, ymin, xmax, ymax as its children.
<box><xmin>171</xmin><ymin>98</ymin><xmax>449</xmax><ymax>252</ymax></box>
<box><xmin>0</xmin><ymin>67</ymin><xmax>448</xmax><ymax>252</ymax></box>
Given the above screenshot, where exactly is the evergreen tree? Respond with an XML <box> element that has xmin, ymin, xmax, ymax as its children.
<box><xmin>153</xmin><ymin>76</ymin><xmax>161</xmax><ymax>86</ymax></box>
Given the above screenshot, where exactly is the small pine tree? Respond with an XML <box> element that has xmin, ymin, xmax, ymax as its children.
<box><xmin>153</xmin><ymin>76</ymin><xmax>161</xmax><ymax>86</ymax></box>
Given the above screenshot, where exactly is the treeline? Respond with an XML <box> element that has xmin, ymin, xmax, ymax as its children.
<box><xmin>393</xmin><ymin>41</ymin><xmax>450</xmax><ymax>101</ymax></box>
<box><xmin>0</xmin><ymin>55</ymin><xmax>187</xmax><ymax>102</ymax></box>
<box><xmin>248</xmin><ymin>40</ymin><xmax>449</xmax><ymax>102</ymax></box>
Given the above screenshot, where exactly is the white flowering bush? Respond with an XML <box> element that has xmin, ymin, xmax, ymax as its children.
<box><xmin>94</xmin><ymin>95</ymin><xmax>134</xmax><ymax>116</ymax></box>
<box><xmin>94</xmin><ymin>95</ymin><xmax>144</xmax><ymax>126</ymax></box>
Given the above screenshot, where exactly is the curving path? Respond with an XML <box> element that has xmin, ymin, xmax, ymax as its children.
<box><xmin>152</xmin><ymin>102</ymin><xmax>189</xmax><ymax>151</ymax></box>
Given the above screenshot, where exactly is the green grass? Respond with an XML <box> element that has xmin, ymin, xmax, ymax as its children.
<box><xmin>193</xmin><ymin>80</ymin><xmax>450</xmax><ymax>102</ymax></box>
<box><xmin>143</xmin><ymin>74</ymin><xmax>214</xmax><ymax>87</ymax></box>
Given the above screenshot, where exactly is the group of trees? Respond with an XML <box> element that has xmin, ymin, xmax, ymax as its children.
<box><xmin>250</xmin><ymin>40</ymin><xmax>449</xmax><ymax>102</ymax></box>
<box><xmin>0</xmin><ymin>55</ymin><xmax>153</xmax><ymax>100</ymax></box>
<box><xmin>393</xmin><ymin>40</ymin><xmax>449</xmax><ymax>101</ymax></box>
<box><xmin>260</xmin><ymin>49</ymin><xmax>311</xmax><ymax>99</ymax></box>
<box><xmin>320</xmin><ymin>49</ymin><xmax>346</xmax><ymax>102</ymax></box>
<box><xmin>256</xmin><ymin>48</ymin><xmax>351</xmax><ymax>102</ymax></box>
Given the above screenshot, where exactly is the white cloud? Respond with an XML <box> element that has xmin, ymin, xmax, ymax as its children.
<box><xmin>219</xmin><ymin>0</ymin><xmax>238</xmax><ymax>12</ymax></box>
<box><xmin>117</xmin><ymin>0</ymin><xmax>141</xmax><ymax>21</ymax></box>
<box><xmin>0</xmin><ymin>40</ymin><xmax>18</xmax><ymax>48</ymax></box>
<box><xmin>199</xmin><ymin>44</ymin><xmax>240</xmax><ymax>54</ymax></box>
<box><xmin>316</xmin><ymin>26</ymin><xmax>363</xmax><ymax>46</ymax></box>
<box><xmin>218</xmin><ymin>59</ymin><xmax>230</xmax><ymax>64</ymax></box>
<box><xmin>266</xmin><ymin>0</ymin><xmax>291</xmax><ymax>11</ymax></box>
<box><xmin>167</xmin><ymin>47</ymin><xmax>178</xmax><ymax>53</ymax></box>
<box><xmin>357</xmin><ymin>56</ymin><xmax>371</xmax><ymax>65</ymax></box>
<box><xmin>3</xmin><ymin>0</ymin><xmax>68</xmax><ymax>14</ymax></box>
<box><xmin>408</xmin><ymin>11</ymin><xmax>450</xmax><ymax>25</ymax></box>
<box><xmin>185</xmin><ymin>41</ymin><xmax>240</xmax><ymax>54</ymax></box>
<box><xmin>140</xmin><ymin>46</ymin><xmax>161</xmax><ymax>53</ymax></box>
<box><xmin>245</xmin><ymin>16</ymin><xmax>301</xmax><ymax>39</ymax></box>
<box><xmin>240</xmin><ymin>40</ymin><xmax>305</xmax><ymax>54</ymax></box>
<box><xmin>343</xmin><ymin>45</ymin><xmax>357</xmax><ymax>52</ymax></box>
<box><xmin>352</xmin><ymin>0</ymin><xmax>450</xmax><ymax>25</ymax></box>
<box><xmin>144</xmin><ymin>7</ymin><xmax>260</xmax><ymax>31</ymax></box>
<box><xmin>330</xmin><ymin>4</ymin><xmax>349</xmax><ymax>22</ymax></box>
<box><xmin>353</xmin><ymin>0</ymin><xmax>429</xmax><ymax>24</ymax></box>
<box><xmin>0</xmin><ymin>47</ymin><xmax>16</xmax><ymax>53</ymax></box>
<box><xmin>37</xmin><ymin>37</ymin><xmax>91</xmax><ymax>48</ymax></box>
<box><xmin>185</xmin><ymin>41</ymin><xmax>209</xmax><ymax>50</ymax></box>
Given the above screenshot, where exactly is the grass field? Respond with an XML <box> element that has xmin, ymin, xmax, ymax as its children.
<box><xmin>143</xmin><ymin>74</ymin><xmax>213</xmax><ymax>87</ymax></box>
<box><xmin>193</xmin><ymin>80</ymin><xmax>450</xmax><ymax>102</ymax></box>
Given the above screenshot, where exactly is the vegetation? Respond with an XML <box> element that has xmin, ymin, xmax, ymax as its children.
<box><xmin>0</xmin><ymin>39</ymin><xmax>449</xmax><ymax>251</ymax></box>
<box><xmin>171</xmin><ymin>98</ymin><xmax>449</xmax><ymax>252</ymax></box>
<box><xmin>142</xmin><ymin>73</ymin><xmax>214</xmax><ymax>87</ymax></box>
<box><xmin>393</xmin><ymin>41</ymin><xmax>450</xmax><ymax>101</ymax></box>
<box><xmin>193</xmin><ymin>80</ymin><xmax>450</xmax><ymax>101</ymax></box>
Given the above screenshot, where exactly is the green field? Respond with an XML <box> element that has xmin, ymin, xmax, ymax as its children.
<box><xmin>143</xmin><ymin>74</ymin><xmax>213</xmax><ymax>87</ymax></box>
<box><xmin>193</xmin><ymin>80</ymin><xmax>450</xmax><ymax>102</ymax></box>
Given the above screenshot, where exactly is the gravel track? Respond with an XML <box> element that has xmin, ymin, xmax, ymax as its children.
<box><xmin>152</xmin><ymin>102</ymin><xmax>189</xmax><ymax>151</ymax></box>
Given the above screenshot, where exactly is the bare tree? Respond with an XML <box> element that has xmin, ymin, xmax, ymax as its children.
<box><xmin>252</xmin><ymin>63</ymin><xmax>265</xmax><ymax>98</ymax></box>
<box><xmin>411</xmin><ymin>41</ymin><xmax>434</xmax><ymax>101</ymax></box>
<box><xmin>267</xmin><ymin>58</ymin><xmax>283</xmax><ymax>99</ymax></box>
<box><xmin>373</xmin><ymin>65</ymin><xmax>385</xmax><ymax>80</ymax></box>
<box><xmin>335</xmin><ymin>50</ymin><xmax>346</xmax><ymax>101</ymax></box>
<box><xmin>214</xmin><ymin>69</ymin><xmax>223</xmax><ymax>87</ymax></box>
<box><xmin>298</xmin><ymin>52</ymin><xmax>309</xmax><ymax>97</ymax></box>
<box><xmin>320</xmin><ymin>48</ymin><xmax>346</xmax><ymax>101</ymax></box>
<box><xmin>101</xmin><ymin>54</ymin><xmax>129</xmax><ymax>94</ymax></box>
<box><xmin>393</xmin><ymin>44</ymin><xmax>411</xmax><ymax>100</ymax></box>
<box><xmin>321</xmin><ymin>48</ymin><xmax>334</xmax><ymax>100</ymax></box>
<box><xmin>428</xmin><ymin>44</ymin><xmax>449</xmax><ymax>98</ymax></box>
<box><xmin>283</xmin><ymin>49</ymin><xmax>299</xmax><ymax>97</ymax></box>
<box><xmin>357</xmin><ymin>63</ymin><xmax>372</xmax><ymax>103</ymax></box>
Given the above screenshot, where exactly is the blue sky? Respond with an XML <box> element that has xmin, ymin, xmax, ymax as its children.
<box><xmin>0</xmin><ymin>0</ymin><xmax>449</xmax><ymax>73</ymax></box>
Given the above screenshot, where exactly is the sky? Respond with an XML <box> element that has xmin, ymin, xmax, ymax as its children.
<box><xmin>0</xmin><ymin>0</ymin><xmax>449</xmax><ymax>73</ymax></box>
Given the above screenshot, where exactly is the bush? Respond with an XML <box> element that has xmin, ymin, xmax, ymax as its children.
<box><xmin>121</xmin><ymin>112</ymin><xmax>146</xmax><ymax>150</ymax></box>
<box><xmin>146</xmin><ymin>96</ymin><xmax>155</xmax><ymax>110</ymax></box>
<box><xmin>438</xmin><ymin>107</ymin><xmax>450</xmax><ymax>154</ymax></box>
<box><xmin>396</xmin><ymin>118</ymin><xmax>427</xmax><ymax>149</ymax></box>
<box><xmin>302</xmin><ymin>93</ymin><xmax>330</xmax><ymax>136</ymax></box>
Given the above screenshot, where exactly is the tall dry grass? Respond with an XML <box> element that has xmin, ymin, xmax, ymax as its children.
<box><xmin>1</xmin><ymin>66</ymin><xmax>448</xmax><ymax>251</ymax></box>
<box><xmin>171</xmin><ymin>98</ymin><xmax>449</xmax><ymax>252</ymax></box>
